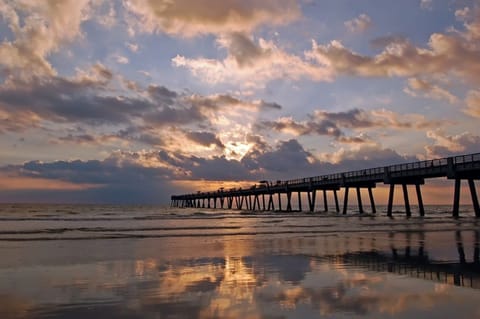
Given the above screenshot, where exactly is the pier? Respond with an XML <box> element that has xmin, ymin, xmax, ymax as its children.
<box><xmin>171</xmin><ymin>153</ymin><xmax>480</xmax><ymax>217</ymax></box>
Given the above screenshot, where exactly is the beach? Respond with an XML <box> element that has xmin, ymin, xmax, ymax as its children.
<box><xmin>0</xmin><ymin>204</ymin><xmax>479</xmax><ymax>318</ymax></box>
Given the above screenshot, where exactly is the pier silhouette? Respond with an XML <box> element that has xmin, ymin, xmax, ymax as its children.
<box><xmin>171</xmin><ymin>153</ymin><xmax>480</xmax><ymax>217</ymax></box>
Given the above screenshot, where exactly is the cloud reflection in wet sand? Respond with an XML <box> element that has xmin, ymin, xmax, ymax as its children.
<box><xmin>1</xmin><ymin>231</ymin><xmax>480</xmax><ymax>318</ymax></box>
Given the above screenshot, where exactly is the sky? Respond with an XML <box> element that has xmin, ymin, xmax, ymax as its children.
<box><xmin>0</xmin><ymin>0</ymin><xmax>479</xmax><ymax>204</ymax></box>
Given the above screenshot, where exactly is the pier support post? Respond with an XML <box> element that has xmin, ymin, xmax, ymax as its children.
<box><xmin>343</xmin><ymin>187</ymin><xmax>349</xmax><ymax>215</ymax></box>
<box><xmin>323</xmin><ymin>190</ymin><xmax>328</xmax><ymax>212</ymax></box>
<box><xmin>402</xmin><ymin>184</ymin><xmax>411</xmax><ymax>218</ymax></box>
<box><xmin>387</xmin><ymin>184</ymin><xmax>395</xmax><ymax>217</ymax></box>
<box><xmin>456</xmin><ymin>231</ymin><xmax>466</xmax><ymax>264</ymax></box>
<box><xmin>308</xmin><ymin>190</ymin><xmax>316</xmax><ymax>212</ymax></box>
<box><xmin>286</xmin><ymin>192</ymin><xmax>292</xmax><ymax>212</ymax></box>
<box><xmin>356</xmin><ymin>187</ymin><xmax>364</xmax><ymax>214</ymax></box>
<box><xmin>453</xmin><ymin>178</ymin><xmax>461</xmax><ymax>218</ymax></box>
<box><xmin>268</xmin><ymin>194</ymin><xmax>274</xmax><ymax>211</ymax></box>
<box><xmin>468</xmin><ymin>179</ymin><xmax>480</xmax><ymax>217</ymax></box>
<box><xmin>298</xmin><ymin>192</ymin><xmax>302</xmax><ymax>211</ymax></box>
<box><xmin>277</xmin><ymin>193</ymin><xmax>282</xmax><ymax>211</ymax></box>
<box><xmin>474</xmin><ymin>231</ymin><xmax>479</xmax><ymax>264</ymax></box>
<box><xmin>208</xmin><ymin>198</ymin><xmax>211</xmax><ymax>209</ymax></box>
<box><xmin>334</xmin><ymin>190</ymin><xmax>340</xmax><ymax>213</ymax></box>
<box><xmin>262</xmin><ymin>194</ymin><xmax>266</xmax><ymax>211</ymax></box>
<box><xmin>416</xmin><ymin>184</ymin><xmax>425</xmax><ymax>217</ymax></box>
<box><xmin>255</xmin><ymin>195</ymin><xmax>261</xmax><ymax>211</ymax></box>
<box><xmin>368</xmin><ymin>187</ymin><xmax>376</xmax><ymax>214</ymax></box>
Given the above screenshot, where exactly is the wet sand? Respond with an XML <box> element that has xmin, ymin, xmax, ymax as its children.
<box><xmin>0</xmin><ymin>205</ymin><xmax>479</xmax><ymax>318</ymax></box>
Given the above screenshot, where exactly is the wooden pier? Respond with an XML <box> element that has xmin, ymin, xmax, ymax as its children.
<box><xmin>171</xmin><ymin>153</ymin><xmax>480</xmax><ymax>217</ymax></box>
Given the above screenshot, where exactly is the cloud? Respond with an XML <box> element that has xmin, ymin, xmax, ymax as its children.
<box><xmin>96</xmin><ymin>1</ymin><xmax>117</xmax><ymax>28</ymax></box>
<box><xmin>307</xmin><ymin>14</ymin><xmax>480</xmax><ymax>85</ymax></box>
<box><xmin>241</xmin><ymin>139</ymin><xmax>316</xmax><ymax>175</ymax></box>
<box><xmin>185</xmin><ymin>93</ymin><xmax>282</xmax><ymax>111</ymax></box>
<box><xmin>319</xmin><ymin>145</ymin><xmax>415</xmax><ymax>168</ymax></box>
<box><xmin>123</xmin><ymin>0</ymin><xmax>300</xmax><ymax>37</ymax></box>
<box><xmin>420</xmin><ymin>0</ymin><xmax>433</xmax><ymax>10</ymax></box>
<box><xmin>173</xmin><ymin>33</ymin><xmax>332</xmax><ymax>87</ymax></box>
<box><xmin>425</xmin><ymin>130</ymin><xmax>480</xmax><ymax>158</ymax></box>
<box><xmin>464</xmin><ymin>90</ymin><xmax>480</xmax><ymax>118</ymax></box>
<box><xmin>0</xmin><ymin>65</ymin><xmax>282</xmax><ymax>139</ymax></box>
<box><xmin>174</xmin><ymin>7</ymin><xmax>480</xmax><ymax>88</ymax></box>
<box><xmin>344</xmin><ymin>14</ymin><xmax>372</xmax><ymax>33</ymax></box>
<box><xmin>0</xmin><ymin>0</ymin><xmax>96</xmax><ymax>76</ymax></box>
<box><xmin>370</xmin><ymin>35</ymin><xmax>409</xmax><ymax>49</ymax></box>
<box><xmin>257</xmin><ymin>108</ymin><xmax>444</xmax><ymax>141</ymax></box>
<box><xmin>0</xmin><ymin>152</ymin><xmax>183</xmax><ymax>203</ymax></box>
<box><xmin>184</xmin><ymin>131</ymin><xmax>225</xmax><ymax>149</ymax></box>
<box><xmin>404</xmin><ymin>77</ymin><xmax>458</xmax><ymax>104</ymax></box>
<box><xmin>126</xmin><ymin>42</ymin><xmax>139</xmax><ymax>52</ymax></box>
<box><xmin>115</xmin><ymin>55</ymin><xmax>129</xmax><ymax>64</ymax></box>
<box><xmin>0</xmin><ymin>74</ymin><xmax>150</xmax><ymax>126</ymax></box>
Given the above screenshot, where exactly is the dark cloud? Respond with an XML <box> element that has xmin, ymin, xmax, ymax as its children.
<box><xmin>56</xmin><ymin>134</ymin><xmax>99</xmax><ymax>144</ymax></box>
<box><xmin>258</xmin><ymin>100</ymin><xmax>282</xmax><ymax>110</ymax></box>
<box><xmin>147</xmin><ymin>85</ymin><xmax>178</xmax><ymax>105</ymax></box>
<box><xmin>186</xmin><ymin>94</ymin><xmax>282</xmax><ymax>111</ymax></box>
<box><xmin>257</xmin><ymin>108</ymin><xmax>442</xmax><ymax>143</ymax></box>
<box><xmin>156</xmin><ymin>150</ymin><xmax>252</xmax><ymax>181</ymax></box>
<box><xmin>184</xmin><ymin>131</ymin><xmax>225</xmax><ymax>149</ymax></box>
<box><xmin>313</xmin><ymin>109</ymin><xmax>376</xmax><ymax>129</ymax></box>
<box><xmin>16</xmin><ymin>158</ymin><xmax>169</xmax><ymax>185</ymax></box>
<box><xmin>224</xmin><ymin>32</ymin><xmax>270</xmax><ymax>67</ymax></box>
<box><xmin>143</xmin><ymin>105</ymin><xmax>208</xmax><ymax>127</ymax></box>
<box><xmin>242</xmin><ymin>139</ymin><xmax>313</xmax><ymax>173</ymax></box>
<box><xmin>0</xmin><ymin>69</ymin><xmax>282</xmax><ymax>137</ymax></box>
<box><xmin>0</xmin><ymin>76</ymin><xmax>151</xmax><ymax>125</ymax></box>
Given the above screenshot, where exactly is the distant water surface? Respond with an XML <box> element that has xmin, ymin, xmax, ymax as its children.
<box><xmin>0</xmin><ymin>204</ymin><xmax>479</xmax><ymax>318</ymax></box>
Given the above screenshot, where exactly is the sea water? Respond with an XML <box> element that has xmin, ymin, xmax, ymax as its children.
<box><xmin>0</xmin><ymin>204</ymin><xmax>479</xmax><ymax>318</ymax></box>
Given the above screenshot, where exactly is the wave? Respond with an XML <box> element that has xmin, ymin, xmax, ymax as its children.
<box><xmin>0</xmin><ymin>225</ymin><xmax>242</xmax><ymax>235</ymax></box>
<box><xmin>1</xmin><ymin>226</ymin><xmax>479</xmax><ymax>242</ymax></box>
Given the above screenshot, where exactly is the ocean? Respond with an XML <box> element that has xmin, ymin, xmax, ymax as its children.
<box><xmin>0</xmin><ymin>204</ymin><xmax>479</xmax><ymax>318</ymax></box>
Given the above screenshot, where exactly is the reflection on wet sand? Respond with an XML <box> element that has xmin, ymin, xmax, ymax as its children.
<box><xmin>1</xmin><ymin>230</ymin><xmax>480</xmax><ymax>318</ymax></box>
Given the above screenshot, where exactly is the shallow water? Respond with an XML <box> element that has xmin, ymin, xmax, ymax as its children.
<box><xmin>0</xmin><ymin>204</ymin><xmax>479</xmax><ymax>318</ymax></box>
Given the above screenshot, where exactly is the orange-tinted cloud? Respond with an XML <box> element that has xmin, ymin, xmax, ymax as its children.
<box><xmin>404</xmin><ymin>77</ymin><xmax>458</xmax><ymax>104</ymax></box>
<box><xmin>465</xmin><ymin>90</ymin><xmax>480</xmax><ymax>118</ymax></box>
<box><xmin>344</xmin><ymin>14</ymin><xmax>372</xmax><ymax>33</ymax></box>
<box><xmin>124</xmin><ymin>0</ymin><xmax>300</xmax><ymax>37</ymax></box>
<box><xmin>173</xmin><ymin>33</ymin><xmax>333</xmax><ymax>87</ymax></box>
